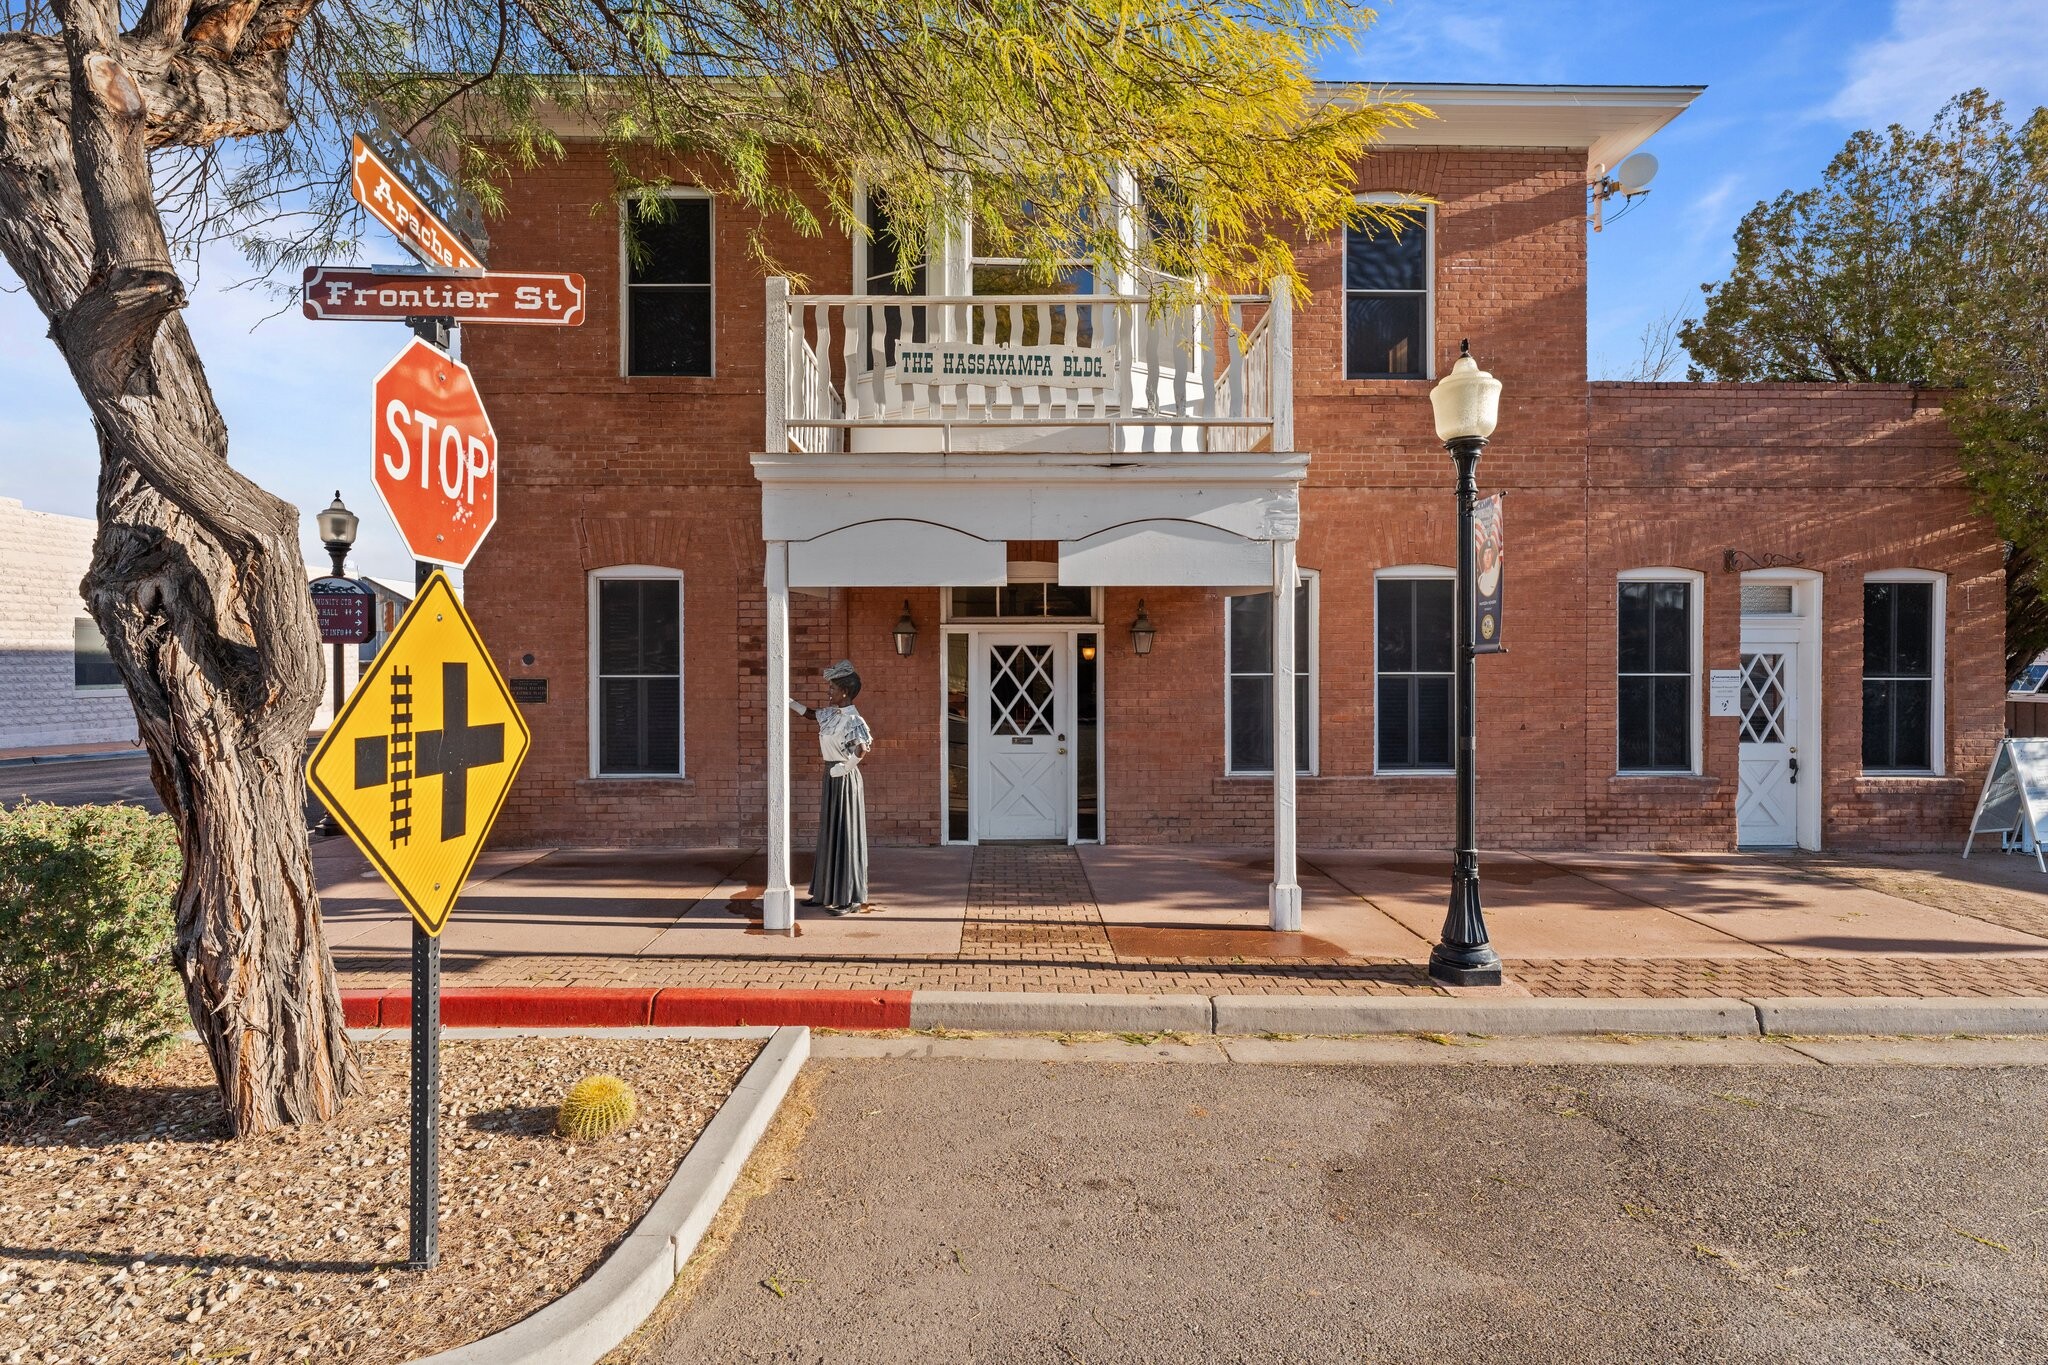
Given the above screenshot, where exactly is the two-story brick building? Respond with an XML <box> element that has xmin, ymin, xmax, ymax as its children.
<box><xmin>458</xmin><ymin>82</ymin><xmax>2004</xmax><ymax>932</ymax></box>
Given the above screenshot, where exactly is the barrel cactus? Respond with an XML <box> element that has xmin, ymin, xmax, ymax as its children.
<box><xmin>557</xmin><ymin>1073</ymin><xmax>639</xmax><ymax>1140</ymax></box>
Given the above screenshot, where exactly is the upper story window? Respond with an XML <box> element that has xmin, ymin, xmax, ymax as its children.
<box><xmin>1375</xmin><ymin>570</ymin><xmax>1453</xmax><ymax>771</ymax></box>
<box><xmin>1863</xmin><ymin>573</ymin><xmax>1943</xmax><ymax>774</ymax></box>
<box><xmin>1617</xmin><ymin>572</ymin><xmax>1701</xmax><ymax>774</ymax></box>
<box><xmin>861</xmin><ymin>192</ymin><xmax>927</xmax><ymax>298</ymax></box>
<box><xmin>1345</xmin><ymin>198</ymin><xmax>1430</xmax><ymax>380</ymax></box>
<box><xmin>624</xmin><ymin>194</ymin><xmax>713</xmax><ymax>377</ymax></box>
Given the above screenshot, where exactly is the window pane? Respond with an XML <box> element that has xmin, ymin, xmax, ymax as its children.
<box><xmin>1230</xmin><ymin>675</ymin><xmax>1273</xmax><ymax>772</ymax></box>
<box><xmin>950</xmin><ymin>587</ymin><xmax>998</xmax><ymax>618</ymax></box>
<box><xmin>1864</xmin><ymin>583</ymin><xmax>1894</xmax><ymax>675</ymax></box>
<box><xmin>864</xmin><ymin>195</ymin><xmax>926</xmax><ymax>296</ymax></box>
<box><xmin>1652</xmin><ymin>583</ymin><xmax>1690</xmax><ymax>673</ymax></box>
<box><xmin>1346</xmin><ymin>222</ymin><xmax>1427</xmax><ymax>291</ymax></box>
<box><xmin>1618</xmin><ymin>582</ymin><xmax>1652</xmax><ymax>674</ymax></box>
<box><xmin>598</xmin><ymin>582</ymin><xmax>643</xmax><ymax>674</ymax></box>
<box><xmin>1892</xmin><ymin>678</ymin><xmax>1932</xmax><ymax>769</ymax></box>
<box><xmin>1345</xmin><ymin>295</ymin><xmax>1426</xmax><ymax>379</ymax></box>
<box><xmin>1414</xmin><ymin>676</ymin><xmax>1453</xmax><ymax>768</ymax></box>
<box><xmin>73</xmin><ymin>617</ymin><xmax>120</xmax><ymax>687</ymax></box>
<box><xmin>1296</xmin><ymin>674</ymin><xmax>1312</xmax><ymax>772</ymax></box>
<box><xmin>1861</xmin><ymin>679</ymin><xmax>1892</xmax><ymax>769</ymax></box>
<box><xmin>998</xmin><ymin>583</ymin><xmax>1046</xmax><ymax>617</ymax></box>
<box><xmin>1295</xmin><ymin>590</ymin><xmax>1313</xmax><ymax>673</ymax></box>
<box><xmin>1376</xmin><ymin>580</ymin><xmax>1413</xmax><ymax>673</ymax></box>
<box><xmin>1893</xmin><ymin>582</ymin><xmax>1934</xmax><ymax>677</ymax></box>
<box><xmin>1618</xmin><ymin>676</ymin><xmax>1653</xmax><ymax>770</ymax></box>
<box><xmin>1044</xmin><ymin>584</ymin><xmax>1094</xmax><ymax>618</ymax></box>
<box><xmin>628</xmin><ymin>199</ymin><xmax>710</xmax><ymax>284</ymax></box>
<box><xmin>1652</xmin><ymin>675</ymin><xmax>1691</xmax><ymax>770</ymax></box>
<box><xmin>641</xmin><ymin>582</ymin><xmax>680</xmax><ymax>675</ymax></box>
<box><xmin>642</xmin><ymin>678</ymin><xmax>681</xmax><ymax>771</ymax></box>
<box><xmin>628</xmin><ymin>287</ymin><xmax>712</xmax><ymax>376</ymax></box>
<box><xmin>1229</xmin><ymin>593</ymin><xmax>1272</xmax><ymax>675</ymax></box>
<box><xmin>1377</xmin><ymin>675</ymin><xmax>1412</xmax><ymax>768</ymax></box>
<box><xmin>1414</xmin><ymin>580</ymin><xmax>1455</xmax><ymax>674</ymax></box>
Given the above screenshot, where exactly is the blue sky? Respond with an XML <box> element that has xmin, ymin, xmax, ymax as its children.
<box><xmin>4</xmin><ymin>0</ymin><xmax>2047</xmax><ymax>583</ymax></box>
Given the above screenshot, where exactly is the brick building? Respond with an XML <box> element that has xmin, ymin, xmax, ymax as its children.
<box><xmin>0</xmin><ymin>497</ymin><xmax>138</xmax><ymax>751</ymax></box>
<box><xmin>459</xmin><ymin>83</ymin><xmax>2002</xmax><ymax>929</ymax></box>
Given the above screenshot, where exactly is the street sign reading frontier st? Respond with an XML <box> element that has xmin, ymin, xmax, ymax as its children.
<box><xmin>302</xmin><ymin>267</ymin><xmax>587</xmax><ymax>326</ymax></box>
<box><xmin>307</xmin><ymin>573</ymin><xmax>530</xmax><ymax>936</ymax></box>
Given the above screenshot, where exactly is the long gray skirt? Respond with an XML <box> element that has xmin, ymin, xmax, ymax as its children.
<box><xmin>809</xmin><ymin>766</ymin><xmax>869</xmax><ymax>909</ymax></box>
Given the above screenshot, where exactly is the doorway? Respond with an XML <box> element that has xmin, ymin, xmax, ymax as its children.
<box><xmin>972</xmin><ymin>634</ymin><xmax>1070</xmax><ymax>841</ymax></box>
<box><xmin>1736</xmin><ymin>573</ymin><xmax>1822</xmax><ymax>849</ymax></box>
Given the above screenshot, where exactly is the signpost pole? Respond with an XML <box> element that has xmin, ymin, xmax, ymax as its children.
<box><xmin>407</xmin><ymin>538</ymin><xmax>441</xmax><ymax>1271</ymax></box>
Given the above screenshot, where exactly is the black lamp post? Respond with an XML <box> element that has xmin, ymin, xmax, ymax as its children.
<box><xmin>1427</xmin><ymin>343</ymin><xmax>1504</xmax><ymax>986</ymax></box>
<box><xmin>315</xmin><ymin>492</ymin><xmax>359</xmax><ymax>836</ymax></box>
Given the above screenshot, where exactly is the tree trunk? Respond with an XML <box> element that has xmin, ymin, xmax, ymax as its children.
<box><xmin>0</xmin><ymin>0</ymin><xmax>359</xmax><ymax>1134</ymax></box>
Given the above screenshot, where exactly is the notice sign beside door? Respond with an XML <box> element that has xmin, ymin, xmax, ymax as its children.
<box><xmin>1473</xmin><ymin>493</ymin><xmax>1504</xmax><ymax>653</ymax></box>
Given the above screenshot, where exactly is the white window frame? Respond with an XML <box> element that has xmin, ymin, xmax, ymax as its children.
<box><xmin>1373</xmin><ymin>565</ymin><xmax>1455</xmax><ymax>775</ymax></box>
<box><xmin>619</xmin><ymin>187</ymin><xmax>715</xmax><ymax>379</ymax></box>
<box><xmin>1616</xmin><ymin>568</ymin><xmax>1705</xmax><ymax>777</ymax></box>
<box><xmin>1224</xmin><ymin>572</ymin><xmax>1320</xmax><ymax>778</ymax></box>
<box><xmin>1863</xmin><ymin>568</ymin><xmax>1947</xmax><ymax>776</ymax></box>
<box><xmin>1346</xmin><ymin>193</ymin><xmax>1435</xmax><ymax>382</ymax></box>
<box><xmin>587</xmin><ymin>565</ymin><xmax>686</xmax><ymax>779</ymax></box>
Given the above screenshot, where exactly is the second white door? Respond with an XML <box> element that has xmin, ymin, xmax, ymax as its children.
<box><xmin>973</xmin><ymin>634</ymin><xmax>1070</xmax><ymax>841</ymax></box>
<box><xmin>1736</xmin><ymin>633</ymin><xmax>1801</xmax><ymax>847</ymax></box>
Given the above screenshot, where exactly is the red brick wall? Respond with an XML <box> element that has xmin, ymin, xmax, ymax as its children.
<box><xmin>463</xmin><ymin>144</ymin><xmax>2001</xmax><ymax>853</ymax></box>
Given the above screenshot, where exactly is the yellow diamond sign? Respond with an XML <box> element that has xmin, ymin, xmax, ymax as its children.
<box><xmin>308</xmin><ymin>571</ymin><xmax>530</xmax><ymax>936</ymax></box>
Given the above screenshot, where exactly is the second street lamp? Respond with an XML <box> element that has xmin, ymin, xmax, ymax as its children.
<box><xmin>1427</xmin><ymin>343</ymin><xmax>1504</xmax><ymax>986</ymax></box>
<box><xmin>315</xmin><ymin>492</ymin><xmax>359</xmax><ymax>837</ymax></box>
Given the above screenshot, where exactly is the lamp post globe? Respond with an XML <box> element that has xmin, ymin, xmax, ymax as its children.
<box><xmin>317</xmin><ymin>491</ymin><xmax>359</xmax><ymax>578</ymax></box>
<box><xmin>1429</xmin><ymin>342</ymin><xmax>1504</xmax><ymax>987</ymax></box>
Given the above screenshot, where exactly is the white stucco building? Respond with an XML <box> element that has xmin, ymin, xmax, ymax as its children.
<box><xmin>0</xmin><ymin>497</ymin><xmax>139</xmax><ymax>752</ymax></box>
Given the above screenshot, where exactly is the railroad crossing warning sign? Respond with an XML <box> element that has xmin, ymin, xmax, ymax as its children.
<box><xmin>307</xmin><ymin>572</ymin><xmax>529</xmax><ymax>936</ymax></box>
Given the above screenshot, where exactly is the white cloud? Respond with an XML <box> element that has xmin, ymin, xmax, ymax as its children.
<box><xmin>1829</xmin><ymin>0</ymin><xmax>2048</xmax><ymax>126</ymax></box>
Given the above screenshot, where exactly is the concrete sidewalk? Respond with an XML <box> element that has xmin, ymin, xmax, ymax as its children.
<box><xmin>316</xmin><ymin>836</ymin><xmax>2048</xmax><ymax>1001</ymax></box>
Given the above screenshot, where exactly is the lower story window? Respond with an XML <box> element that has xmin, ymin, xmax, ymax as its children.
<box><xmin>592</xmin><ymin>573</ymin><xmax>682</xmax><ymax>775</ymax></box>
<box><xmin>1376</xmin><ymin>574</ymin><xmax>1453</xmax><ymax>770</ymax></box>
<box><xmin>1226</xmin><ymin>580</ymin><xmax>1315</xmax><ymax>775</ymax></box>
<box><xmin>1617</xmin><ymin>578</ymin><xmax>1696</xmax><ymax>772</ymax></box>
<box><xmin>74</xmin><ymin>617</ymin><xmax>121</xmax><ymax>688</ymax></box>
<box><xmin>1863</xmin><ymin>577</ymin><xmax>1938</xmax><ymax>772</ymax></box>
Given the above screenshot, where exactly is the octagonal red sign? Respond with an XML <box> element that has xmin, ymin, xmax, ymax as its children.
<box><xmin>372</xmin><ymin>338</ymin><xmax>498</xmax><ymax>568</ymax></box>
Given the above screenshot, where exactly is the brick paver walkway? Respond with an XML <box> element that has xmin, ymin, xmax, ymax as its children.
<box><xmin>959</xmin><ymin>844</ymin><xmax>1113</xmax><ymax>959</ymax></box>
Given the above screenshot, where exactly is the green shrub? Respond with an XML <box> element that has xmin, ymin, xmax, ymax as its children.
<box><xmin>0</xmin><ymin>801</ymin><xmax>185</xmax><ymax>1104</ymax></box>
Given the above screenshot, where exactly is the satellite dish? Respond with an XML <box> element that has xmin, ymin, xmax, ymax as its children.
<box><xmin>1616</xmin><ymin>154</ymin><xmax>1658</xmax><ymax>196</ymax></box>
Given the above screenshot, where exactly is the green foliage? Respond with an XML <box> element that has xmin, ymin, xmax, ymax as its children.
<box><xmin>1680</xmin><ymin>91</ymin><xmax>2048</xmax><ymax>678</ymax></box>
<box><xmin>0</xmin><ymin>802</ymin><xmax>185</xmax><ymax>1105</ymax></box>
<box><xmin>558</xmin><ymin>1073</ymin><xmax>639</xmax><ymax>1140</ymax></box>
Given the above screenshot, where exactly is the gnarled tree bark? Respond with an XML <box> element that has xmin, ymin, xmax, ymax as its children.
<box><xmin>0</xmin><ymin>0</ymin><xmax>359</xmax><ymax>1133</ymax></box>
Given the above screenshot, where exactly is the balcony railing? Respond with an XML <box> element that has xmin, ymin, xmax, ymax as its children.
<box><xmin>765</xmin><ymin>278</ymin><xmax>1292</xmax><ymax>457</ymax></box>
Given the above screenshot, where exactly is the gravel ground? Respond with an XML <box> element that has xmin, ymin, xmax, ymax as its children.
<box><xmin>0</xmin><ymin>1036</ymin><xmax>760</xmax><ymax>1364</ymax></box>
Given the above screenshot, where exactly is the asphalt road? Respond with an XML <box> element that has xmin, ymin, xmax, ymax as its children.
<box><xmin>0</xmin><ymin>754</ymin><xmax>161</xmax><ymax>810</ymax></box>
<box><xmin>641</xmin><ymin>1057</ymin><xmax>2048</xmax><ymax>1364</ymax></box>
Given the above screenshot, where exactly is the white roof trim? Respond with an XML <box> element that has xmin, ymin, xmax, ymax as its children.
<box><xmin>1324</xmin><ymin>81</ymin><xmax>1704</xmax><ymax>173</ymax></box>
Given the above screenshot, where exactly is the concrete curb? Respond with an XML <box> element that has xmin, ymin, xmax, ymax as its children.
<box><xmin>910</xmin><ymin>990</ymin><xmax>1213</xmax><ymax>1033</ymax></box>
<box><xmin>409</xmin><ymin>1024</ymin><xmax>811</xmax><ymax>1365</ymax></box>
<box><xmin>0</xmin><ymin>746</ymin><xmax>147</xmax><ymax>767</ymax></box>
<box><xmin>1214</xmin><ymin>995</ymin><xmax>1762</xmax><ymax>1037</ymax></box>
<box><xmin>1750</xmin><ymin>996</ymin><xmax>2048</xmax><ymax>1036</ymax></box>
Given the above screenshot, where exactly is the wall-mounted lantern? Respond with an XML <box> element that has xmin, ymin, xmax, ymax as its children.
<box><xmin>893</xmin><ymin>600</ymin><xmax>918</xmax><ymax>657</ymax></box>
<box><xmin>1130</xmin><ymin>600</ymin><xmax>1156</xmax><ymax>656</ymax></box>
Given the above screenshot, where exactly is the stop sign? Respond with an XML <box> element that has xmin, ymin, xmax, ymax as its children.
<box><xmin>372</xmin><ymin>337</ymin><xmax>498</xmax><ymax>568</ymax></box>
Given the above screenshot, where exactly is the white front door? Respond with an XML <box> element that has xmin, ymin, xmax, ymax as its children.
<box><xmin>973</xmin><ymin>634</ymin><xmax>1070</xmax><ymax>841</ymax></box>
<box><xmin>1736</xmin><ymin>636</ymin><xmax>1800</xmax><ymax>847</ymax></box>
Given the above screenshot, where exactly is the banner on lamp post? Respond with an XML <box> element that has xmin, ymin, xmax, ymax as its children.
<box><xmin>1474</xmin><ymin>493</ymin><xmax>1505</xmax><ymax>654</ymax></box>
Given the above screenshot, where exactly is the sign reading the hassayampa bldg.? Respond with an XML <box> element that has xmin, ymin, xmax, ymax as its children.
<box><xmin>890</xmin><ymin>344</ymin><xmax>1113</xmax><ymax>387</ymax></box>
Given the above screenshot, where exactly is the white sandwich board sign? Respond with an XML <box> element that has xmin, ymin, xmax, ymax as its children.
<box><xmin>1963</xmin><ymin>738</ymin><xmax>2048</xmax><ymax>873</ymax></box>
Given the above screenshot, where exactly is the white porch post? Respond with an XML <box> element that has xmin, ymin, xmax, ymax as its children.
<box><xmin>763</xmin><ymin>540</ymin><xmax>796</xmax><ymax>932</ymax></box>
<box><xmin>1270</xmin><ymin>534</ymin><xmax>1302</xmax><ymax>930</ymax></box>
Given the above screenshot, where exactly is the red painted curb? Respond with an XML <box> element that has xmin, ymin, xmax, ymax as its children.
<box><xmin>340</xmin><ymin>987</ymin><xmax>910</xmax><ymax>1031</ymax></box>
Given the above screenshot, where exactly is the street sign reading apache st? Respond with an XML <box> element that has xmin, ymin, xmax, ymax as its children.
<box><xmin>351</xmin><ymin>134</ymin><xmax>485</xmax><ymax>274</ymax></box>
<box><xmin>302</xmin><ymin>267</ymin><xmax>586</xmax><ymax>326</ymax></box>
<box><xmin>307</xmin><ymin>572</ymin><xmax>531</xmax><ymax>936</ymax></box>
<box><xmin>374</xmin><ymin>338</ymin><xmax>499</xmax><ymax>568</ymax></box>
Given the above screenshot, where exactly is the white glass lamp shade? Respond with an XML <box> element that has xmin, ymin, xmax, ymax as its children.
<box><xmin>1429</xmin><ymin>349</ymin><xmax>1502</xmax><ymax>443</ymax></box>
<box><xmin>316</xmin><ymin>492</ymin><xmax>359</xmax><ymax>549</ymax></box>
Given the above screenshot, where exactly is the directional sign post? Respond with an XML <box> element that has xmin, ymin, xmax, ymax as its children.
<box><xmin>374</xmin><ymin>337</ymin><xmax>499</xmax><ymax>569</ymax></box>
<box><xmin>308</xmin><ymin>572</ymin><xmax>529</xmax><ymax>1269</ymax></box>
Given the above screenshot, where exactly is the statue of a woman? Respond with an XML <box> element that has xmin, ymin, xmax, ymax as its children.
<box><xmin>789</xmin><ymin>659</ymin><xmax>873</xmax><ymax>914</ymax></box>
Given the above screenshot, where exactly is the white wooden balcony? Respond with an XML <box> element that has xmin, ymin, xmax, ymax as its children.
<box><xmin>764</xmin><ymin>278</ymin><xmax>1293</xmax><ymax>457</ymax></box>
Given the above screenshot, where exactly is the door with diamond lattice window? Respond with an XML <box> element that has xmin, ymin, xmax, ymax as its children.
<box><xmin>972</xmin><ymin>635</ymin><xmax>1070</xmax><ymax>840</ymax></box>
<box><xmin>1736</xmin><ymin>640</ymin><xmax>1800</xmax><ymax>847</ymax></box>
